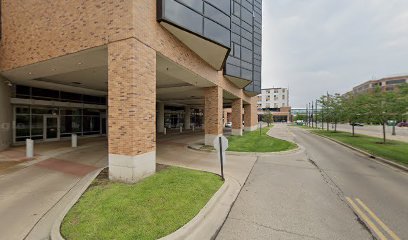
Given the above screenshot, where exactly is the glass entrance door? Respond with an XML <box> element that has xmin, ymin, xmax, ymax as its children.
<box><xmin>44</xmin><ymin>116</ymin><xmax>59</xmax><ymax>140</ymax></box>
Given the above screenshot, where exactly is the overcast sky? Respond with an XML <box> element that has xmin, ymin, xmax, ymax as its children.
<box><xmin>262</xmin><ymin>0</ymin><xmax>408</xmax><ymax>107</ymax></box>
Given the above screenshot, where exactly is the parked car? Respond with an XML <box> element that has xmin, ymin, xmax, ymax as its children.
<box><xmin>350</xmin><ymin>123</ymin><xmax>364</xmax><ymax>127</ymax></box>
<box><xmin>397</xmin><ymin>122</ymin><xmax>408</xmax><ymax>127</ymax></box>
<box><xmin>296</xmin><ymin>120</ymin><xmax>304</xmax><ymax>126</ymax></box>
<box><xmin>387</xmin><ymin>120</ymin><xmax>397</xmax><ymax>126</ymax></box>
<box><xmin>225</xmin><ymin>122</ymin><xmax>232</xmax><ymax>128</ymax></box>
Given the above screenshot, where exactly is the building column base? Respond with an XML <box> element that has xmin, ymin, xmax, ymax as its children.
<box><xmin>244</xmin><ymin>125</ymin><xmax>258</xmax><ymax>132</ymax></box>
<box><xmin>205</xmin><ymin>134</ymin><xmax>222</xmax><ymax>146</ymax></box>
<box><xmin>231</xmin><ymin>129</ymin><xmax>243</xmax><ymax>136</ymax></box>
<box><xmin>109</xmin><ymin>151</ymin><xmax>156</xmax><ymax>183</ymax></box>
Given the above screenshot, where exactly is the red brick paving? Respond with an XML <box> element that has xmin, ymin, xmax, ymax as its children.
<box><xmin>35</xmin><ymin>158</ymin><xmax>98</xmax><ymax>177</ymax></box>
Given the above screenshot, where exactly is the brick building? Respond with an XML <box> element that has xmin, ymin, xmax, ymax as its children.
<box><xmin>0</xmin><ymin>0</ymin><xmax>262</xmax><ymax>182</ymax></box>
<box><xmin>256</xmin><ymin>88</ymin><xmax>291</xmax><ymax>122</ymax></box>
<box><xmin>352</xmin><ymin>75</ymin><xmax>408</xmax><ymax>94</ymax></box>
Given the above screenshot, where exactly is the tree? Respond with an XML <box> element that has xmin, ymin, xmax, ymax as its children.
<box><xmin>319</xmin><ymin>94</ymin><xmax>331</xmax><ymax>131</ymax></box>
<box><xmin>342</xmin><ymin>93</ymin><xmax>369</xmax><ymax>136</ymax></box>
<box><xmin>263</xmin><ymin>110</ymin><xmax>273</xmax><ymax>127</ymax></box>
<box><xmin>365</xmin><ymin>87</ymin><xmax>404</xmax><ymax>143</ymax></box>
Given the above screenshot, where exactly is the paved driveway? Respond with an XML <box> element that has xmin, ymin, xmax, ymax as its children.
<box><xmin>0</xmin><ymin>138</ymin><xmax>107</xmax><ymax>240</ymax></box>
<box><xmin>218</xmin><ymin>124</ymin><xmax>408</xmax><ymax>240</ymax></box>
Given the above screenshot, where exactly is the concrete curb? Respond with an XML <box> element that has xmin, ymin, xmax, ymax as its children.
<box><xmin>311</xmin><ymin>132</ymin><xmax>408</xmax><ymax>173</ymax></box>
<box><xmin>50</xmin><ymin>168</ymin><xmax>104</xmax><ymax>240</ymax></box>
<box><xmin>51</xmin><ymin>171</ymin><xmax>241</xmax><ymax>240</ymax></box>
<box><xmin>160</xmin><ymin>177</ymin><xmax>241</xmax><ymax>240</ymax></box>
<box><xmin>187</xmin><ymin>144</ymin><xmax>300</xmax><ymax>156</ymax></box>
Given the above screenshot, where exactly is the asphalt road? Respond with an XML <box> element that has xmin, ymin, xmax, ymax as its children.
<box><xmin>217</xmin><ymin>125</ymin><xmax>408</xmax><ymax>240</ymax></box>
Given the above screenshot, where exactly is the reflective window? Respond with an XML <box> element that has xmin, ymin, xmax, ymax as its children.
<box><xmin>165</xmin><ymin>0</ymin><xmax>203</xmax><ymax>34</ymax></box>
<box><xmin>204</xmin><ymin>19</ymin><xmax>230</xmax><ymax>47</ymax></box>
<box><xmin>205</xmin><ymin>0</ymin><xmax>230</xmax><ymax>14</ymax></box>
<box><xmin>178</xmin><ymin>0</ymin><xmax>203</xmax><ymax>13</ymax></box>
<box><xmin>204</xmin><ymin>3</ymin><xmax>230</xmax><ymax>29</ymax></box>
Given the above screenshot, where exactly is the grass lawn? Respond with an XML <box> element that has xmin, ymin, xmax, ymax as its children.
<box><xmin>311</xmin><ymin>130</ymin><xmax>408</xmax><ymax>165</ymax></box>
<box><xmin>61</xmin><ymin>166</ymin><xmax>223</xmax><ymax>240</ymax></box>
<box><xmin>227</xmin><ymin>126</ymin><xmax>297</xmax><ymax>152</ymax></box>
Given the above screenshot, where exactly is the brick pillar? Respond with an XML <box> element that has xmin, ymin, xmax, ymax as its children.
<box><xmin>157</xmin><ymin>102</ymin><xmax>165</xmax><ymax>133</ymax></box>
<box><xmin>231</xmin><ymin>98</ymin><xmax>243</xmax><ymax>136</ymax></box>
<box><xmin>184</xmin><ymin>106</ymin><xmax>191</xmax><ymax>130</ymax></box>
<box><xmin>244</xmin><ymin>97</ymin><xmax>258</xmax><ymax>131</ymax></box>
<box><xmin>108</xmin><ymin>38</ymin><xmax>156</xmax><ymax>183</ymax></box>
<box><xmin>204</xmin><ymin>86</ymin><xmax>223</xmax><ymax>146</ymax></box>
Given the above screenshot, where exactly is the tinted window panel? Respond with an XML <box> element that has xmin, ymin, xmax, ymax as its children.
<box><xmin>205</xmin><ymin>0</ymin><xmax>230</xmax><ymax>14</ymax></box>
<box><xmin>204</xmin><ymin>19</ymin><xmax>230</xmax><ymax>46</ymax></box>
<box><xmin>165</xmin><ymin>0</ymin><xmax>203</xmax><ymax>34</ymax></box>
<box><xmin>204</xmin><ymin>3</ymin><xmax>230</xmax><ymax>28</ymax></box>
<box><xmin>177</xmin><ymin>0</ymin><xmax>203</xmax><ymax>13</ymax></box>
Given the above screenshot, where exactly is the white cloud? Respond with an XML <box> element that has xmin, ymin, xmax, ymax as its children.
<box><xmin>262</xmin><ymin>0</ymin><xmax>408</xmax><ymax>107</ymax></box>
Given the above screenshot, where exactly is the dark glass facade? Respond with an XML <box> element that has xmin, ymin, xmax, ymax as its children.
<box><xmin>157</xmin><ymin>0</ymin><xmax>231</xmax><ymax>47</ymax></box>
<box><xmin>157</xmin><ymin>0</ymin><xmax>262</xmax><ymax>95</ymax></box>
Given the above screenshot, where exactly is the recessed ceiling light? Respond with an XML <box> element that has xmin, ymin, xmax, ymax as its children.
<box><xmin>51</xmin><ymin>68</ymin><xmax>56</xmax><ymax>71</ymax></box>
<box><xmin>77</xmin><ymin>62</ymin><xmax>83</xmax><ymax>65</ymax></box>
<box><xmin>28</xmin><ymin>72</ymin><xmax>32</xmax><ymax>75</ymax></box>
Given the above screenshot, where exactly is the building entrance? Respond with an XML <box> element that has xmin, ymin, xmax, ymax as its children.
<box><xmin>44</xmin><ymin>116</ymin><xmax>59</xmax><ymax>141</ymax></box>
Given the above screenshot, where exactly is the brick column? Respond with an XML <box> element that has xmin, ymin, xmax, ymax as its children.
<box><xmin>108</xmin><ymin>38</ymin><xmax>156</xmax><ymax>183</ymax></box>
<box><xmin>231</xmin><ymin>98</ymin><xmax>243</xmax><ymax>136</ymax></box>
<box><xmin>244</xmin><ymin>97</ymin><xmax>258</xmax><ymax>132</ymax></box>
<box><xmin>204</xmin><ymin>86</ymin><xmax>223</xmax><ymax>146</ymax></box>
<box><xmin>184</xmin><ymin>106</ymin><xmax>191</xmax><ymax>130</ymax></box>
<box><xmin>157</xmin><ymin>102</ymin><xmax>165</xmax><ymax>133</ymax></box>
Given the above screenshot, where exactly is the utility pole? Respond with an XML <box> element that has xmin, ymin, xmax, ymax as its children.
<box><xmin>311</xmin><ymin>101</ymin><xmax>314</xmax><ymax>128</ymax></box>
<box><xmin>306</xmin><ymin>104</ymin><xmax>309</xmax><ymax>127</ymax></box>
<box><xmin>326</xmin><ymin>92</ymin><xmax>330</xmax><ymax>131</ymax></box>
<box><xmin>315</xmin><ymin>99</ymin><xmax>318</xmax><ymax>129</ymax></box>
<box><xmin>309</xmin><ymin>102</ymin><xmax>311</xmax><ymax>127</ymax></box>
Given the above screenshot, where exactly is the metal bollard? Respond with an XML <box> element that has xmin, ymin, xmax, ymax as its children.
<box><xmin>26</xmin><ymin>139</ymin><xmax>34</xmax><ymax>158</ymax></box>
<box><xmin>164</xmin><ymin>128</ymin><xmax>167</xmax><ymax>135</ymax></box>
<box><xmin>180</xmin><ymin>126</ymin><xmax>183</xmax><ymax>133</ymax></box>
<box><xmin>72</xmin><ymin>133</ymin><xmax>78</xmax><ymax>147</ymax></box>
<box><xmin>192</xmin><ymin>125</ymin><xmax>195</xmax><ymax>132</ymax></box>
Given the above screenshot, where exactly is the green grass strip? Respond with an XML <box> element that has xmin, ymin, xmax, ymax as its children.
<box><xmin>61</xmin><ymin>166</ymin><xmax>223</xmax><ymax>240</ymax></box>
<box><xmin>312</xmin><ymin>130</ymin><xmax>408</xmax><ymax>165</ymax></box>
<box><xmin>227</xmin><ymin>126</ymin><xmax>297</xmax><ymax>152</ymax></box>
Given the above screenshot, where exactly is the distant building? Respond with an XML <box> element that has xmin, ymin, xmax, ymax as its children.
<box><xmin>353</xmin><ymin>75</ymin><xmax>408</xmax><ymax>94</ymax></box>
<box><xmin>257</xmin><ymin>88</ymin><xmax>292</xmax><ymax>122</ymax></box>
<box><xmin>257</xmin><ymin>88</ymin><xmax>289</xmax><ymax>109</ymax></box>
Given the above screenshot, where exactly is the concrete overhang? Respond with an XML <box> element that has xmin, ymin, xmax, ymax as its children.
<box><xmin>159</xmin><ymin>21</ymin><xmax>229</xmax><ymax>71</ymax></box>
<box><xmin>225</xmin><ymin>75</ymin><xmax>252</xmax><ymax>89</ymax></box>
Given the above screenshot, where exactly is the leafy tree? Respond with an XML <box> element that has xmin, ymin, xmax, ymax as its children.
<box><xmin>365</xmin><ymin>87</ymin><xmax>405</xmax><ymax>143</ymax></box>
<box><xmin>263</xmin><ymin>110</ymin><xmax>274</xmax><ymax>127</ymax></box>
<box><xmin>342</xmin><ymin>93</ymin><xmax>369</xmax><ymax>136</ymax></box>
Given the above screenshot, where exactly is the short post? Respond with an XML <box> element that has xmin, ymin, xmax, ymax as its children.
<box><xmin>214</xmin><ymin>136</ymin><xmax>228</xmax><ymax>181</ymax></box>
<box><xmin>26</xmin><ymin>139</ymin><xmax>34</xmax><ymax>158</ymax></box>
<box><xmin>192</xmin><ymin>124</ymin><xmax>195</xmax><ymax>132</ymax></box>
<box><xmin>164</xmin><ymin>128</ymin><xmax>167</xmax><ymax>135</ymax></box>
<box><xmin>259</xmin><ymin>121</ymin><xmax>262</xmax><ymax>136</ymax></box>
<box><xmin>218</xmin><ymin>137</ymin><xmax>224</xmax><ymax>180</ymax></box>
<box><xmin>392</xmin><ymin>125</ymin><xmax>396</xmax><ymax>136</ymax></box>
<box><xmin>71</xmin><ymin>133</ymin><xmax>78</xmax><ymax>148</ymax></box>
<box><xmin>180</xmin><ymin>126</ymin><xmax>183</xmax><ymax>133</ymax></box>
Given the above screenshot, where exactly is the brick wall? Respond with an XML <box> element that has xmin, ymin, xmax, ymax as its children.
<box><xmin>108</xmin><ymin>38</ymin><xmax>156</xmax><ymax>156</ymax></box>
<box><xmin>231</xmin><ymin>99</ymin><xmax>243</xmax><ymax>130</ymax></box>
<box><xmin>204</xmin><ymin>86</ymin><xmax>223</xmax><ymax>135</ymax></box>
